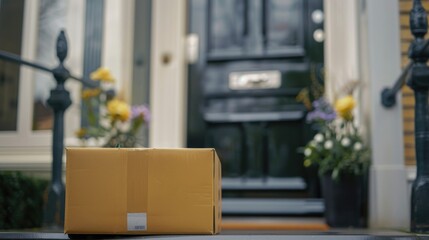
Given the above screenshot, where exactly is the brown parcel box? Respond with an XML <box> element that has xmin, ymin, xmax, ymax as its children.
<box><xmin>65</xmin><ymin>148</ymin><xmax>222</xmax><ymax>235</ymax></box>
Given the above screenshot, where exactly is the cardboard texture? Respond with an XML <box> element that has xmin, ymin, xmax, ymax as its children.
<box><xmin>64</xmin><ymin>148</ymin><xmax>222</xmax><ymax>235</ymax></box>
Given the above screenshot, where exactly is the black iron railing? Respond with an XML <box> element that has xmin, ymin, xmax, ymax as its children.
<box><xmin>381</xmin><ymin>0</ymin><xmax>429</xmax><ymax>233</ymax></box>
<box><xmin>0</xmin><ymin>30</ymin><xmax>96</xmax><ymax>228</ymax></box>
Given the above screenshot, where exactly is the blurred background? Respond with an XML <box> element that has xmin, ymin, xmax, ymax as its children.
<box><xmin>0</xmin><ymin>0</ymin><xmax>418</xmax><ymax>232</ymax></box>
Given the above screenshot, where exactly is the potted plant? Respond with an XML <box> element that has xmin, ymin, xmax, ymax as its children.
<box><xmin>302</xmin><ymin>95</ymin><xmax>370</xmax><ymax>228</ymax></box>
<box><xmin>75</xmin><ymin>67</ymin><xmax>150</xmax><ymax>147</ymax></box>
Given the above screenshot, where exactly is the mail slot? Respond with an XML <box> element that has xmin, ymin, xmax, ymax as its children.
<box><xmin>229</xmin><ymin>71</ymin><xmax>281</xmax><ymax>90</ymax></box>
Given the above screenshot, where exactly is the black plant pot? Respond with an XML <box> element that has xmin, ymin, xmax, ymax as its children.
<box><xmin>321</xmin><ymin>173</ymin><xmax>363</xmax><ymax>228</ymax></box>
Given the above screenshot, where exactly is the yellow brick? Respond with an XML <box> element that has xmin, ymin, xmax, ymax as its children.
<box><xmin>404</xmin><ymin>134</ymin><xmax>415</xmax><ymax>144</ymax></box>
<box><xmin>399</xmin><ymin>1</ymin><xmax>413</xmax><ymax>11</ymax></box>
<box><xmin>403</xmin><ymin>108</ymin><xmax>415</xmax><ymax>120</ymax></box>
<box><xmin>406</xmin><ymin>158</ymin><xmax>416</xmax><ymax>166</ymax></box>
<box><xmin>405</xmin><ymin>147</ymin><xmax>416</xmax><ymax>160</ymax></box>
<box><xmin>403</xmin><ymin>120</ymin><xmax>414</xmax><ymax>132</ymax></box>
<box><xmin>402</xmin><ymin>95</ymin><xmax>415</xmax><ymax>105</ymax></box>
<box><xmin>402</xmin><ymin>86</ymin><xmax>414</xmax><ymax>95</ymax></box>
<box><xmin>401</xmin><ymin>28</ymin><xmax>414</xmax><ymax>41</ymax></box>
<box><xmin>401</xmin><ymin>55</ymin><xmax>411</xmax><ymax>67</ymax></box>
<box><xmin>401</xmin><ymin>42</ymin><xmax>410</xmax><ymax>54</ymax></box>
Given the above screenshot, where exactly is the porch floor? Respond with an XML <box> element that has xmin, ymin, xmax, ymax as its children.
<box><xmin>0</xmin><ymin>217</ymin><xmax>423</xmax><ymax>239</ymax></box>
<box><xmin>0</xmin><ymin>229</ymin><xmax>421</xmax><ymax>239</ymax></box>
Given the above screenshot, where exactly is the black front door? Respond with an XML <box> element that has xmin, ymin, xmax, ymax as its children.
<box><xmin>187</xmin><ymin>0</ymin><xmax>324</xmax><ymax>215</ymax></box>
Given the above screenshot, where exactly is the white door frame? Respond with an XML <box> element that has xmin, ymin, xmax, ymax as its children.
<box><xmin>149</xmin><ymin>0</ymin><xmax>188</xmax><ymax>148</ymax></box>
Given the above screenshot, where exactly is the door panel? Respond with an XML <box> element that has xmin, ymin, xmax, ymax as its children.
<box><xmin>267</xmin><ymin>121</ymin><xmax>305</xmax><ymax>178</ymax></box>
<box><xmin>243</xmin><ymin>122</ymin><xmax>265</xmax><ymax>177</ymax></box>
<box><xmin>208</xmin><ymin>0</ymin><xmax>246</xmax><ymax>56</ymax></box>
<box><xmin>265</xmin><ymin>0</ymin><xmax>304</xmax><ymax>54</ymax></box>
<box><xmin>206</xmin><ymin>124</ymin><xmax>243</xmax><ymax>177</ymax></box>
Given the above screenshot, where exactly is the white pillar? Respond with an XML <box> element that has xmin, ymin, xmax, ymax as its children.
<box><xmin>362</xmin><ymin>0</ymin><xmax>409</xmax><ymax>229</ymax></box>
<box><xmin>65</xmin><ymin>0</ymin><xmax>86</xmax><ymax>140</ymax></box>
<box><xmin>102</xmin><ymin>0</ymin><xmax>135</xmax><ymax>103</ymax></box>
<box><xmin>325</xmin><ymin>0</ymin><xmax>409</xmax><ymax>229</ymax></box>
<box><xmin>324</xmin><ymin>0</ymin><xmax>360</xmax><ymax>104</ymax></box>
<box><xmin>149</xmin><ymin>0</ymin><xmax>187</xmax><ymax>147</ymax></box>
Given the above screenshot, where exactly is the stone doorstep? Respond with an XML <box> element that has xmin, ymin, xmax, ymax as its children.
<box><xmin>221</xmin><ymin>217</ymin><xmax>329</xmax><ymax>231</ymax></box>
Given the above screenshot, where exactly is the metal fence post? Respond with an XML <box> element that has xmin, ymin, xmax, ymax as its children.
<box><xmin>43</xmin><ymin>30</ymin><xmax>71</xmax><ymax>228</ymax></box>
<box><xmin>0</xmin><ymin>29</ymin><xmax>98</xmax><ymax>229</ymax></box>
<box><xmin>408</xmin><ymin>0</ymin><xmax>429</xmax><ymax>233</ymax></box>
<box><xmin>380</xmin><ymin>0</ymin><xmax>429</xmax><ymax>233</ymax></box>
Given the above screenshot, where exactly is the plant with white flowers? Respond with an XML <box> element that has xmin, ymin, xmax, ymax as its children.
<box><xmin>302</xmin><ymin>96</ymin><xmax>370</xmax><ymax>180</ymax></box>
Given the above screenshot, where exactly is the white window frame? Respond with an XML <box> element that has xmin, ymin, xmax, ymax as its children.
<box><xmin>0</xmin><ymin>0</ymin><xmax>85</xmax><ymax>166</ymax></box>
<box><xmin>102</xmin><ymin>0</ymin><xmax>135</xmax><ymax>105</ymax></box>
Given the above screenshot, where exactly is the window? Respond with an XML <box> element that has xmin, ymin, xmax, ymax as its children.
<box><xmin>0</xmin><ymin>0</ymin><xmax>25</xmax><ymax>132</ymax></box>
<box><xmin>33</xmin><ymin>0</ymin><xmax>69</xmax><ymax>131</ymax></box>
<box><xmin>0</xmin><ymin>0</ymin><xmax>84</xmax><ymax>149</ymax></box>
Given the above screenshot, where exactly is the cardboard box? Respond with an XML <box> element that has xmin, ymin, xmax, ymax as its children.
<box><xmin>64</xmin><ymin>148</ymin><xmax>222</xmax><ymax>235</ymax></box>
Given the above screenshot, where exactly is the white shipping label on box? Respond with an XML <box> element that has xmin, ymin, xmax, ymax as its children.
<box><xmin>127</xmin><ymin>213</ymin><xmax>147</xmax><ymax>231</ymax></box>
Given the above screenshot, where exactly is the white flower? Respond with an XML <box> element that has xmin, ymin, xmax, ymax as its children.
<box><xmin>314</xmin><ymin>133</ymin><xmax>324</xmax><ymax>143</ymax></box>
<box><xmin>117</xmin><ymin>120</ymin><xmax>131</xmax><ymax>132</ymax></box>
<box><xmin>86</xmin><ymin>137</ymin><xmax>104</xmax><ymax>147</ymax></box>
<box><xmin>100</xmin><ymin>118</ymin><xmax>111</xmax><ymax>129</ymax></box>
<box><xmin>341</xmin><ymin>137</ymin><xmax>351</xmax><ymax>147</ymax></box>
<box><xmin>324</xmin><ymin>140</ymin><xmax>333</xmax><ymax>149</ymax></box>
<box><xmin>354</xmin><ymin>142</ymin><xmax>363</xmax><ymax>151</ymax></box>
<box><xmin>304</xmin><ymin>148</ymin><xmax>312</xmax><ymax>157</ymax></box>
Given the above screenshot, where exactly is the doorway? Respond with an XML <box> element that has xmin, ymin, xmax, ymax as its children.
<box><xmin>187</xmin><ymin>0</ymin><xmax>324</xmax><ymax>215</ymax></box>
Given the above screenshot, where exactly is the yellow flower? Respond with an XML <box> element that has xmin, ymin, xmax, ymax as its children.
<box><xmin>296</xmin><ymin>89</ymin><xmax>312</xmax><ymax>110</ymax></box>
<box><xmin>335</xmin><ymin>95</ymin><xmax>356</xmax><ymax>120</ymax></box>
<box><xmin>75</xmin><ymin>128</ymin><xmax>87</xmax><ymax>139</ymax></box>
<box><xmin>82</xmin><ymin>88</ymin><xmax>101</xmax><ymax>100</ymax></box>
<box><xmin>304</xmin><ymin>159</ymin><xmax>312</xmax><ymax>167</ymax></box>
<box><xmin>107</xmin><ymin>99</ymin><xmax>130</xmax><ymax>122</ymax></box>
<box><xmin>90</xmin><ymin>67</ymin><xmax>115</xmax><ymax>83</ymax></box>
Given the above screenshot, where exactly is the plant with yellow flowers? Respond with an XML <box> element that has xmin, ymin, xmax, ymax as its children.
<box><xmin>75</xmin><ymin>67</ymin><xmax>150</xmax><ymax>147</ymax></box>
<box><xmin>302</xmin><ymin>93</ymin><xmax>370</xmax><ymax>180</ymax></box>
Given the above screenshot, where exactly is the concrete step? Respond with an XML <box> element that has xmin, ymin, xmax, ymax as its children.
<box><xmin>222</xmin><ymin>198</ymin><xmax>324</xmax><ymax>215</ymax></box>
